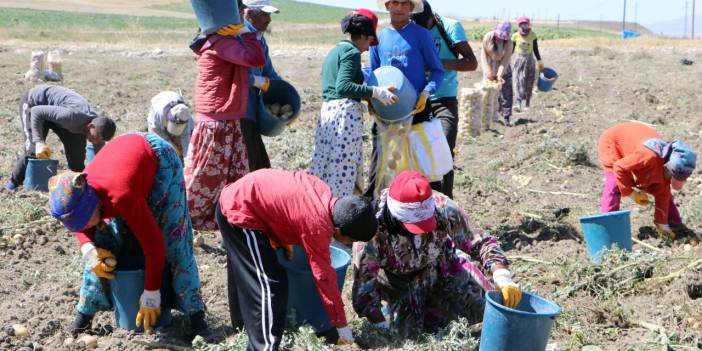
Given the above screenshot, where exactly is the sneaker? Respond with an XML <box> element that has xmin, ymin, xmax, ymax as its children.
<box><xmin>4</xmin><ymin>181</ymin><xmax>18</xmax><ymax>192</ymax></box>
<box><xmin>68</xmin><ymin>312</ymin><xmax>94</xmax><ymax>338</ymax></box>
<box><xmin>503</xmin><ymin>117</ymin><xmax>511</xmax><ymax>127</ymax></box>
<box><xmin>514</xmin><ymin>101</ymin><xmax>522</xmax><ymax>113</ymax></box>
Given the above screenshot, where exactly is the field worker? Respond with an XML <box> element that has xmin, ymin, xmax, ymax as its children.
<box><xmin>598</xmin><ymin>122</ymin><xmax>697</xmax><ymax>239</ymax></box>
<box><xmin>365</xmin><ymin>0</ymin><xmax>445</xmax><ymax>196</ymax></box>
<box><xmin>411</xmin><ymin>0</ymin><xmax>478</xmax><ymax>198</ymax></box>
<box><xmin>241</xmin><ymin>0</ymin><xmax>281</xmax><ymax>171</ymax></box>
<box><xmin>186</xmin><ymin>0</ymin><xmax>266</xmax><ymax>230</ymax></box>
<box><xmin>48</xmin><ymin>134</ymin><xmax>209</xmax><ymax>337</ymax></box>
<box><xmin>309</xmin><ymin>8</ymin><xmax>398</xmax><ymax>198</ymax></box>
<box><xmin>147</xmin><ymin>91</ymin><xmax>193</xmax><ymax>157</ymax></box>
<box><xmin>216</xmin><ymin>169</ymin><xmax>378</xmax><ymax>348</ymax></box>
<box><xmin>481</xmin><ymin>21</ymin><xmax>514</xmax><ymax>126</ymax></box>
<box><xmin>511</xmin><ymin>16</ymin><xmax>544</xmax><ymax>113</ymax></box>
<box><xmin>352</xmin><ymin>171</ymin><xmax>521</xmax><ymax>337</ymax></box>
<box><xmin>5</xmin><ymin>84</ymin><xmax>116</xmax><ymax>192</ymax></box>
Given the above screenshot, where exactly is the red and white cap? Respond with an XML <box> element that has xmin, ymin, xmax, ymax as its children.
<box><xmin>387</xmin><ymin>171</ymin><xmax>437</xmax><ymax>235</ymax></box>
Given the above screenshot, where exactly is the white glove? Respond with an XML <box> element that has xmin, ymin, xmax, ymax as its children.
<box><xmin>253</xmin><ymin>75</ymin><xmax>271</xmax><ymax>92</ymax></box>
<box><xmin>374</xmin><ymin>321</ymin><xmax>390</xmax><ymax>329</ymax></box>
<box><xmin>372</xmin><ymin>86</ymin><xmax>399</xmax><ymax>106</ymax></box>
<box><xmin>336</xmin><ymin>326</ymin><xmax>354</xmax><ymax>345</ymax></box>
<box><xmin>81</xmin><ymin>242</ymin><xmax>98</xmax><ymax>268</ymax></box>
<box><xmin>140</xmin><ymin>290</ymin><xmax>161</xmax><ymax>309</ymax></box>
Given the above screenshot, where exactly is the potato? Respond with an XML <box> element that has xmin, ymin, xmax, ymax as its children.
<box><xmin>12</xmin><ymin>324</ymin><xmax>29</xmax><ymax>338</ymax></box>
<box><xmin>282</xmin><ymin>111</ymin><xmax>294</xmax><ymax>120</ymax></box>
<box><xmin>270</xmin><ymin>103</ymin><xmax>281</xmax><ymax>115</ymax></box>
<box><xmin>78</xmin><ymin>335</ymin><xmax>98</xmax><ymax>349</ymax></box>
<box><xmin>280</xmin><ymin>104</ymin><xmax>293</xmax><ymax>114</ymax></box>
<box><xmin>104</xmin><ymin>257</ymin><xmax>116</xmax><ymax>268</ymax></box>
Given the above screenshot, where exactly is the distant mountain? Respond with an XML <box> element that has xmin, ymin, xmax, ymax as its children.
<box><xmin>646</xmin><ymin>15</ymin><xmax>702</xmax><ymax>37</ymax></box>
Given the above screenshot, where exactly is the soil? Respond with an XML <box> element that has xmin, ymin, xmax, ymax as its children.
<box><xmin>0</xmin><ymin>40</ymin><xmax>700</xmax><ymax>350</ymax></box>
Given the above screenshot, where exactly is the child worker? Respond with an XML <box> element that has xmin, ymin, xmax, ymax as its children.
<box><xmin>512</xmin><ymin>16</ymin><xmax>544</xmax><ymax>113</ymax></box>
<box><xmin>598</xmin><ymin>122</ymin><xmax>697</xmax><ymax>239</ymax></box>
<box><xmin>48</xmin><ymin>133</ymin><xmax>209</xmax><ymax>338</ymax></box>
<box><xmin>308</xmin><ymin>8</ymin><xmax>398</xmax><ymax>198</ymax></box>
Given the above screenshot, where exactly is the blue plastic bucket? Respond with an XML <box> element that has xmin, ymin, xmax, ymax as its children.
<box><xmin>537</xmin><ymin>67</ymin><xmax>559</xmax><ymax>92</ymax></box>
<box><xmin>277</xmin><ymin>245</ymin><xmax>350</xmax><ymax>332</ymax></box>
<box><xmin>24</xmin><ymin>158</ymin><xmax>58</xmax><ymax>192</ymax></box>
<box><xmin>85</xmin><ymin>143</ymin><xmax>95</xmax><ymax>165</ymax></box>
<box><xmin>480</xmin><ymin>291</ymin><xmax>560</xmax><ymax>351</ymax></box>
<box><xmin>257</xmin><ymin>80</ymin><xmax>301</xmax><ymax>137</ymax></box>
<box><xmin>579</xmin><ymin>210</ymin><xmax>632</xmax><ymax>263</ymax></box>
<box><xmin>191</xmin><ymin>0</ymin><xmax>241</xmax><ymax>34</ymax></box>
<box><xmin>109</xmin><ymin>270</ymin><xmax>172</xmax><ymax>331</ymax></box>
<box><xmin>367</xmin><ymin>66</ymin><xmax>417</xmax><ymax>124</ymax></box>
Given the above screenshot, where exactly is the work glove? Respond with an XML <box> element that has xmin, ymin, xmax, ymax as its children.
<box><xmin>493</xmin><ymin>268</ymin><xmax>522</xmax><ymax>309</ymax></box>
<box><xmin>537</xmin><ymin>60</ymin><xmax>544</xmax><ymax>71</ymax></box>
<box><xmin>269</xmin><ymin>239</ymin><xmax>294</xmax><ymax>261</ymax></box>
<box><xmin>253</xmin><ymin>75</ymin><xmax>271</xmax><ymax>92</ymax></box>
<box><xmin>413</xmin><ymin>90</ymin><xmax>430</xmax><ymax>114</ymax></box>
<box><xmin>655</xmin><ymin>223</ymin><xmax>675</xmax><ymax>240</ymax></box>
<box><xmin>631</xmin><ymin>189</ymin><xmax>650</xmax><ymax>206</ymax></box>
<box><xmin>81</xmin><ymin>243</ymin><xmax>116</xmax><ymax>279</ymax></box>
<box><xmin>336</xmin><ymin>326</ymin><xmax>355</xmax><ymax>345</ymax></box>
<box><xmin>35</xmin><ymin>142</ymin><xmax>52</xmax><ymax>159</ymax></box>
<box><xmin>372</xmin><ymin>86</ymin><xmax>399</xmax><ymax>106</ymax></box>
<box><xmin>136</xmin><ymin>290</ymin><xmax>161</xmax><ymax>333</ymax></box>
<box><xmin>216</xmin><ymin>23</ymin><xmax>246</xmax><ymax>37</ymax></box>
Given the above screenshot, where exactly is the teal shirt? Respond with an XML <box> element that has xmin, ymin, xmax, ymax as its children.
<box><xmin>429</xmin><ymin>17</ymin><xmax>468</xmax><ymax>99</ymax></box>
<box><xmin>321</xmin><ymin>40</ymin><xmax>374</xmax><ymax>102</ymax></box>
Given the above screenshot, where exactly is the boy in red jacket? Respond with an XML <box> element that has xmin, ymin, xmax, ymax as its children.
<box><xmin>217</xmin><ymin>169</ymin><xmax>378</xmax><ymax>349</ymax></box>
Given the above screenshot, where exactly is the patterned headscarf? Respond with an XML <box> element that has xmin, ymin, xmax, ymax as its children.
<box><xmin>642</xmin><ymin>139</ymin><xmax>697</xmax><ymax>180</ymax></box>
<box><xmin>48</xmin><ymin>171</ymin><xmax>99</xmax><ymax>232</ymax></box>
<box><xmin>495</xmin><ymin>20</ymin><xmax>512</xmax><ymax>40</ymax></box>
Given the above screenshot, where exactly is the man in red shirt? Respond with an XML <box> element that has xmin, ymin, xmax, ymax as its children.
<box><xmin>217</xmin><ymin>169</ymin><xmax>378</xmax><ymax>349</ymax></box>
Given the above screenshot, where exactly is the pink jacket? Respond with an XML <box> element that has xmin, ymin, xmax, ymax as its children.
<box><xmin>194</xmin><ymin>33</ymin><xmax>266</xmax><ymax>121</ymax></box>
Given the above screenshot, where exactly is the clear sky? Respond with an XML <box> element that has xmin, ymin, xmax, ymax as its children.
<box><xmin>302</xmin><ymin>0</ymin><xmax>695</xmax><ymax>24</ymax></box>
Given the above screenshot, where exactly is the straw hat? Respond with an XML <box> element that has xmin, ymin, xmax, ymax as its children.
<box><xmin>377</xmin><ymin>0</ymin><xmax>424</xmax><ymax>14</ymax></box>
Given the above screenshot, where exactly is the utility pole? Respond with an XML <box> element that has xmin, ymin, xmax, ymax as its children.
<box><xmin>557</xmin><ymin>13</ymin><xmax>560</xmax><ymax>31</ymax></box>
<box><xmin>634</xmin><ymin>1</ymin><xmax>638</xmax><ymax>31</ymax></box>
<box><xmin>622</xmin><ymin>0</ymin><xmax>627</xmax><ymax>33</ymax></box>
<box><xmin>693</xmin><ymin>0</ymin><xmax>696</xmax><ymax>39</ymax></box>
<box><xmin>685</xmin><ymin>1</ymin><xmax>689</xmax><ymax>38</ymax></box>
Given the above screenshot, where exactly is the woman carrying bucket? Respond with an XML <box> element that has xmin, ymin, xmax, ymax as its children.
<box><xmin>352</xmin><ymin>171</ymin><xmax>522</xmax><ymax>337</ymax></box>
<box><xmin>598</xmin><ymin>122</ymin><xmax>697</xmax><ymax>239</ymax></box>
<box><xmin>186</xmin><ymin>0</ymin><xmax>266</xmax><ymax>230</ymax></box>
<box><xmin>48</xmin><ymin>134</ymin><xmax>209</xmax><ymax>337</ymax></box>
<box><xmin>308</xmin><ymin>9</ymin><xmax>398</xmax><ymax>198</ymax></box>
<box><xmin>480</xmin><ymin>21</ymin><xmax>514</xmax><ymax>126</ymax></box>
<box><xmin>511</xmin><ymin>16</ymin><xmax>543</xmax><ymax>113</ymax></box>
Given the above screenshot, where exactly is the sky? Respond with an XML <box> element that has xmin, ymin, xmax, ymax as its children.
<box><xmin>303</xmin><ymin>0</ymin><xmax>696</xmax><ymax>24</ymax></box>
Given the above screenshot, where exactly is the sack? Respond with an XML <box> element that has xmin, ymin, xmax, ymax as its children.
<box><xmin>408</xmin><ymin>118</ymin><xmax>453</xmax><ymax>182</ymax></box>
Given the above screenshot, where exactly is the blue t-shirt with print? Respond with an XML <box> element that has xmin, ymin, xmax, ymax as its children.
<box><xmin>370</xmin><ymin>22</ymin><xmax>444</xmax><ymax>96</ymax></box>
<box><xmin>429</xmin><ymin>17</ymin><xmax>468</xmax><ymax>99</ymax></box>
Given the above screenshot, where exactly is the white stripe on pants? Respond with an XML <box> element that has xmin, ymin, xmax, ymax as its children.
<box><xmin>244</xmin><ymin>229</ymin><xmax>276</xmax><ymax>350</ymax></box>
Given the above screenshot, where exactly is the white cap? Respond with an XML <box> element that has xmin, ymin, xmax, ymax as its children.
<box><xmin>243</xmin><ymin>0</ymin><xmax>280</xmax><ymax>13</ymax></box>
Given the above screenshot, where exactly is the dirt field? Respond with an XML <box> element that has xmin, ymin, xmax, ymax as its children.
<box><xmin>0</xmin><ymin>30</ymin><xmax>701</xmax><ymax>351</ymax></box>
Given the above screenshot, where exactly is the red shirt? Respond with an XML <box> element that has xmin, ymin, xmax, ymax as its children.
<box><xmin>598</xmin><ymin>122</ymin><xmax>671</xmax><ymax>224</ymax></box>
<box><xmin>75</xmin><ymin>134</ymin><xmax>166</xmax><ymax>291</ymax></box>
<box><xmin>218</xmin><ymin>169</ymin><xmax>347</xmax><ymax>327</ymax></box>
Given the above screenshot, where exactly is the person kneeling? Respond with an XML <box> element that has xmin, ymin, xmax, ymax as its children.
<box><xmin>216</xmin><ymin>169</ymin><xmax>378</xmax><ymax>349</ymax></box>
<box><xmin>352</xmin><ymin>171</ymin><xmax>521</xmax><ymax>337</ymax></box>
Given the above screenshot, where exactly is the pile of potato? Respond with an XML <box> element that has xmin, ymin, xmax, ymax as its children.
<box><xmin>264</xmin><ymin>103</ymin><xmax>294</xmax><ymax>120</ymax></box>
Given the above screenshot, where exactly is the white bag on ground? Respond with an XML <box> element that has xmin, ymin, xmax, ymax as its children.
<box><xmin>408</xmin><ymin>118</ymin><xmax>453</xmax><ymax>182</ymax></box>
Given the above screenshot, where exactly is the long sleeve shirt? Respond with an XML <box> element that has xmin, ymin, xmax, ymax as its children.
<box><xmin>598</xmin><ymin>122</ymin><xmax>672</xmax><ymax>224</ymax></box>
<box><xmin>370</xmin><ymin>23</ymin><xmax>445</xmax><ymax>95</ymax></box>
<box><xmin>26</xmin><ymin>84</ymin><xmax>97</xmax><ymax>143</ymax></box>
<box><xmin>75</xmin><ymin>134</ymin><xmax>166</xmax><ymax>291</ymax></box>
<box><xmin>219</xmin><ymin>169</ymin><xmax>348</xmax><ymax>327</ymax></box>
<box><xmin>481</xmin><ymin>31</ymin><xmax>513</xmax><ymax>80</ymax></box>
<box><xmin>321</xmin><ymin>40</ymin><xmax>374</xmax><ymax>102</ymax></box>
<box><xmin>245</xmin><ymin>22</ymin><xmax>282</xmax><ymax>122</ymax></box>
<box><xmin>352</xmin><ymin>191</ymin><xmax>509</xmax><ymax>323</ymax></box>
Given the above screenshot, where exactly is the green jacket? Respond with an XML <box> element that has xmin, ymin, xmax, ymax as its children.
<box><xmin>321</xmin><ymin>40</ymin><xmax>373</xmax><ymax>102</ymax></box>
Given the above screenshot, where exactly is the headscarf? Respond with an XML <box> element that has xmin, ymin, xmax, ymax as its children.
<box><xmin>517</xmin><ymin>16</ymin><xmax>531</xmax><ymax>35</ymax></box>
<box><xmin>48</xmin><ymin>172</ymin><xmax>99</xmax><ymax>232</ymax></box>
<box><xmin>643</xmin><ymin>139</ymin><xmax>697</xmax><ymax>180</ymax></box>
<box><xmin>147</xmin><ymin>91</ymin><xmax>194</xmax><ymax>155</ymax></box>
<box><xmin>495</xmin><ymin>20</ymin><xmax>512</xmax><ymax>40</ymax></box>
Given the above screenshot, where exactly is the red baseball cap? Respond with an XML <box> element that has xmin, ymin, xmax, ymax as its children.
<box><xmin>350</xmin><ymin>8</ymin><xmax>379</xmax><ymax>46</ymax></box>
<box><xmin>388</xmin><ymin>171</ymin><xmax>437</xmax><ymax>234</ymax></box>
